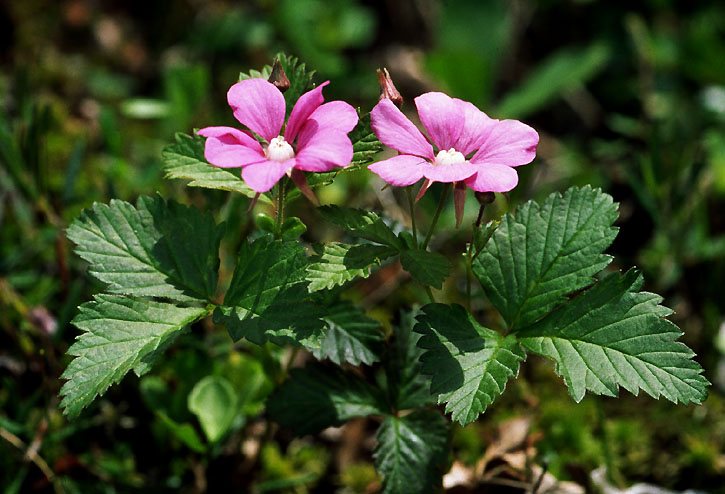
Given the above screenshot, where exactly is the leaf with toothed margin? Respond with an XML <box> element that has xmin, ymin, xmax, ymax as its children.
<box><xmin>213</xmin><ymin>236</ymin><xmax>325</xmax><ymax>348</ymax></box>
<box><xmin>415</xmin><ymin>304</ymin><xmax>525</xmax><ymax>425</ymax></box>
<box><xmin>374</xmin><ymin>409</ymin><xmax>449</xmax><ymax>494</ymax></box>
<box><xmin>163</xmin><ymin>132</ymin><xmax>267</xmax><ymax>201</ymax></box>
<box><xmin>66</xmin><ymin>195</ymin><xmax>224</xmax><ymax>302</ymax></box>
<box><xmin>306</xmin><ymin>242</ymin><xmax>396</xmax><ymax>292</ymax></box>
<box><xmin>518</xmin><ymin>269</ymin><xmax>709</xmax><ymax>405</ymax></box>
<box><xmin>60</xmin><ymin>295</ymin><xmax>210</xmax><ymax>418</ymax></box>
<box><xmin>472</xmin><ymin>186</ymin><xmax>618</xmax><ymax>331</ymax></box>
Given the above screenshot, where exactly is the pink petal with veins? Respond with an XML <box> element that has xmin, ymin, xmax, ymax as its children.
<box><xmin>228</xmin><ymin>79</ymin><xmax>285</xmax><ymax>142</ymax></box>
<box><xmin>454</xmin><ymin>100</ymin><xmax>496</xmax><ymax>156</ymax></box>
<box><xmin>241</xmin><ymin>159</ymin><xmax>293</xmax><ymax>193</ymax></box>
<box><xmin>298</xmin><ymin>100</ymin><xmax>359</xmax><ymax>143</ymax></box>
<box><xmin>414</xmin><ymin>92</ymin><xmax>465</xmax><ymax>151</ymax></box>
<box><xmin>197</xmin><ymin>126</ymin><xmax>265</xmax><ymax>168</ymax></box>
<box><xmin>368</xmin><ymin>154</ymin><xmax>428</xmax><ymax>186</ymax></box>
<box><xmin>470</xmin><ymin>119</ymin><xmax>539</xmax><ymax>167</ymax></box>
<box><xmin>464</xmin><ymin>163</ymin><xmax>519</xmax><ymax>192</ymax></box>
<box><xmin>421</xmin><ymin>162</ymin><xmax>477</xmax><ymax>183</ymax></box>
<box><xmin>371</xmin><ymin>99</ymin><xmax>434</xmax><ymax>160</ymax></box>
<box><xmin>285</xmin><ymin>81</ymin><xmax>329</xmax><ymax>142</ymax></box>
<box><xmin>294</xmin><ymin>131</ymin><xmax>353</xmax><ymax>172</ymax></box>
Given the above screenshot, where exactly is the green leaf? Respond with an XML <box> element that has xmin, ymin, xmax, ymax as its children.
<box><xmin>374</xmin><ymin>410</ymin><xmax>449</xmax><ymax>494</ymax></box>
<box><xmin>188</xmin><ymin>376</ymin><xmax>237</xmax><ymax>443</ymax></box>
<box><xmin>313</xmin><ymin>301</ymin><xmax>383</xmax><ymax>366</ymax></box>
<box><xmin>306</xmin><ymin>242</ymin><xmax>396</xmax><ymax>292</ymax></box>
<box><xmin>67</xmin><ymin>195</ymin><xmax>224</xmax><ymax>302</ymax></box>
<box><xmin>60</xmin><ymin>295</ymin><xmax>209</xmax><ymax>418</ymax></box>
<box><xmin>415</xmin><ymin>304</ymin><xmax>525</xmax><ymax>425</ymax></box>
<box><xmin>319</xmin><ymin>206</ymin><xmax>403</xmax><ymax>249</ymax></box>
<box><xmin>213</xmin><ymin>236</ymin><xmax>324</xmax><ymax>347</ymax></box>
<box><xmin>384</xmin><ymin>310</ymin><xmax>434</xmax><ymax>411</ymax></box>
<box><xmin>472</xmin><ymin>186</ymin><xmax>618</xmax><ymax>330</ymax></box>
<box><xmin>266</xmin><ymin>365</ymin><xmax>388</xmax><ymax>435</ymax></box>
<box><xmin>239</xmin><ymin>53</ymin><xmax>315</xmax><ymax>119</ymax></box>
<box><xmin>496</xmin><ymin>42</ymin><xmax>610</xmax><ymax>119</ymax></box>
<box><xmin>519</xmin><ymin>270</ymin><xmax>709</xmax><ymax>404</ymax></box>
<box><xmin>399</xmin><ymin>249</ymin><xmax>452</xmax><ymax>289</ymax></box>
<box><xmin>350</xmin><ymin>112</ymin><xmax>383</xmax><ymax>167</ymax></box>
<box><xmin>280</xmin><ymin>216</ymin><xmax>307</xmax><ymax>240</ymax></box>
<box><xmin>162</xmin><ymin>132</ymin><xmax>267</xmax><ymax>201</ymax></box>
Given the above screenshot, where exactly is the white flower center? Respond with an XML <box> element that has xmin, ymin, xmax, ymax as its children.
<box><xmin>434</xmin><ymin>148</ymin><xmax>465</xmax><ymax>166</ymax></box>
<box><xmin>266</xmin><ymin>136</ymin><xmax>295</xmax><ymax>162</ymax></box>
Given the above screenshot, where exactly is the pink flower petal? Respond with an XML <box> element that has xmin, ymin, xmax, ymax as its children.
<box><xmin>470</xmin><ymin>119</ymin><xmax>539</xmax><ymax>167</ymax></box>
<box><xmin>228</xmin><ymin>79</ymin><xmax>285</xmax><ymax>142</ymax></box>
<box><xmin>421</xmin><ymin>162</ymin><xmax>477</xmax><ymax>183</ymax></box>
<box><xmin>197</xmin><ymin>126</ymin><xmax>265</xmax><ymax>168</ymax></box>
<box><xmin>294</xmin><ymin>131</ymin><xmax>353</xmax><ymax>172</ymax></box>
<box><xmin>368</xmin><ymin>154</ymin><xmax>428</xmax><ymax>187</ymax></box>
<box><xmin>414</xmin><ymin>92</ymin><xmax>465</xmax><ymax>151</ymax></box>
<box><xmin>298</xmin><ymin>100</ymin><xmax>359</xmax><ymax>140</ymax></box>
<box><xmin>371</xmin><ymin>99</ymin><xmax>434</xmax><ymax>160</ymax></box>
<box><xmin>464</xmin><ymin>163</ymin><xmax>519</xmax><ymax>192</ymax></box>
<box><xmin>453</xmin><ymin>100</ymin><xmax>496</xmax><ymax>156</ymax></box>
<box><xmin>285</xmin><ymin>81</ymin><xmax>330</xmax><ymax>142</ymax></box>
<box><xmin>241</xmin><ymin>159</ymin><xmax>292</xmax><ymax>193</ymax></box>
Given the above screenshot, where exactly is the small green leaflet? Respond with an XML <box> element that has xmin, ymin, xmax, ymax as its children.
<box><xmin>384</xmin><ymin>310</ymin><xmax>434</xmax><ymax>411</ymax></box>
<box><xmin>373</xmin><ymin>410</ymin><xmax>449</xmax><ymax>494</ymax></box>
<box><xmin>399</xmin><ymin>249</ymin><xmax>452</xmax><ymax>290</ymax></box>
<box><xmin>188</xmin><ymin>376</ymin><xmax>238</xmax><ymax>443</ymax></box>
<box><xmin>162</xmin><ymin>132</ymin><xmax>267</xmax><ymax>201</ymax></box>
<box><xmin>473</xmin><ymin>186</ymin><xmax>618</xmax><ymax>330</ymax></box>
<box><xmin>318</xmin><ymin>206</ymin><xmax>451</xmax><ymax>287</ymax></box>
<box><xmin>314</xmin><ymin>301</ymin><xmax>384</xmax><ymax>366</ymax></box>
<box><xmin>67</xmin><ymin>195</ymin><xmax>224</xmax><ymax>302</ymax></box>
<box><xmin>306</xmin><ymin>242</ymin><xmax>396</xmax><ymax>292</ymax></box>
<box><xmin>518</xmin><ymin>270</ymin><xmax>709</xmax><ymax>404</ymax></box>
<box><xmin>239</xmin><ymin>53</ymin><xmax>315</xmax><ymax>119</ymax></box>
<box><xmin>415</xmin><ymin>304</ymin><xmax>525</xmax><ymax>425</ymax></box>
<box><xmin>213</xmin><ymin>236</ymin><xmax>324</xmax><ymax>348</ymax></box>
<box><xmin>319</xmin><ymin>206</ymin><xmax>403</xmax><ymax>248</ymax></box>
<box><xmin>266</xmin><ymin>365</ymin><xmax>388</xmax><ymax>435</ymax></box>
<box><xmin>60</xmin><ymin>295</ymin><xmax>210</xmax><ymax>418</ymax></box>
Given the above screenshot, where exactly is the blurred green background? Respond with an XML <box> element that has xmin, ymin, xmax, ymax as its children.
<box><xmin>2</xmin><ymin>0</ymin><xmax>725</xmax><ymax>492</ymax></box>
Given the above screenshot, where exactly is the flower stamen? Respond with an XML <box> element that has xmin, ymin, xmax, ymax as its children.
<box><xmin>434</xmin><ymin>148</ymin><xmax>465</xmax><ymax>166</ymax></box>
<box><xmin>266</xmin><ymin>136</ymin><xmax>295</xmax><ymax>162</ymax></box>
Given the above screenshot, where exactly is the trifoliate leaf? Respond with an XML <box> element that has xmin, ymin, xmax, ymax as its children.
<box><xmin>67</xmin><ymin>195</ymin><xmax>224</xmax><ymax>302</ymax></box>
<box><xmin>188</xmin><ymin>376</ymin><xmax>237</xmax><ymax>443</ymax></box>
<box><xmin>472</xmin><ymin>186</ymin><xmax>618</xmax><ymax>330</ymax></box>
<box><xmin>60</xmin><ymin>295</ymin><xmax>210</xmax><ymax>418</ymax></box>
<box><xmin>306</xmin><ymin>242</ymin><xmax>396</xmax><ymax>292</ymax></box>
<box><xmin>163</xmin><ymin>132</ymin><xmax>267</xmax><ymax>201</ymax></box>
<box><xmin>415</xmin><ymin>304</ymin><xmax>525</xmax><ymax>425</ymax></box>
<box><xmin>239</xmin><ymin>53</ymin><xmax>315</xmax><ymax>119</ymax></box>
<box><xmin>319</xmin><ymin>206</ymin><xmax>404</xmax><ymax>249</ymax></box>
<box><xmin>266</xmin><ymin>365</ymin><xmax>388</xmax><ymax>435</ymax></box>
<box><xmin>384</xmin><ymin>309</ymin><xmax>434</xmax><ymax>410</ymax></box>
<box><xmin>313</xmin><ymin>301</ymin><xmax>384</xmax><ymax>366</ymax></box>
<box><xmin>374</xmin><ymin>410</ymin><xmax>449</xmax><ymax>494</ymax></box>
<box><xmin>350</xmin><ymin>112</ymin><xmax>383</xmax><ymax>167</ymax></box>
<box><xmin>213</xmin><ymin>236</ymin><xmax>324</xmax><ymax>348</ymax></box>
<box><xmin>518</xmin><ymin>270</ymin><xmax>709</xmax><ymax>404</ymax></box>
<box><xmin>399</xmin><ymin>249</ymin><xmax>452</xmax><ymax>289</ymax></box>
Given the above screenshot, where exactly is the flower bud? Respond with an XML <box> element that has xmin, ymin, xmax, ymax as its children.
<box><xmin>268</xmin><ymin>57</ymin><xmax>290</xmax><ymax>93</ymax></box>
<box><xmin>475</xmin><ymin>191</ymin><xmax>496</xmax><ymax>205</ymax></box>
<box><xmin>377</xmin><ymin>68</ymin><xmax>403</xmax><ymax>108</ymax></box>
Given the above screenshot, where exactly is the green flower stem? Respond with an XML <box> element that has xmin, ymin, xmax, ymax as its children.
<box><xmin>424</xmin><ymin>285</ymin><xmax>435</xmax><ymax>304</ymax></box>
<box><xmin>405</xmin><ymin>187</ymin><xmax>418</xmax><ymax>248</ymax></box>
<box><xmin>422</xmin><ymin>184</ymin><xmax>450</xmax><ymax>250</ymax></box>
<box><xmin>274</xmin><ymin>178</ymin><xmax>288</xmax><ymax>238</ymax></box>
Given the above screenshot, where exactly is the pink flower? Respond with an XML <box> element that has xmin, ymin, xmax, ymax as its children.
<box><xmin>368</xmin><ymin>92</ymin><xmax>539</xmax><ymax>224</ymax></box>
<box><xmin>198</xmin><ymin>79</ymin><xmax>359</xmax><ymax>195</ymax></box>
